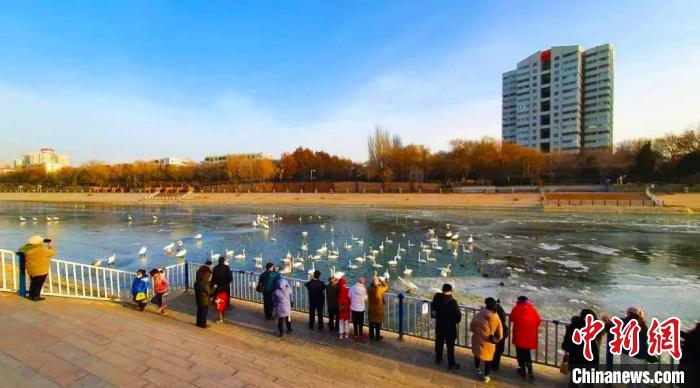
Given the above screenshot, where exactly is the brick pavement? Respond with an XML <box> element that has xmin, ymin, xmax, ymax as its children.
<box><xmin>0</xmin><ymin>292</ymin><xmax>566</xmax><ymax>387</ymax></box>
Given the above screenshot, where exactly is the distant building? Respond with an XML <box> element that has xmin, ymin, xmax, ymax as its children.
<box><xmin>13</xmin><ymin>148</ymin><xmax>70</xmax><ymax>172</ymax></box>
<box><xmin>502</xmin><ymin>43</ymin><xmax>614</xmax><ymax>153</ymax></box>
<box><xmin>203</xmin><ymin>152</ymin><xmax>273</xmax><ymax>164</ymax></box>
<box><xmin>153</xmin><ymin>157</ymin><xmax>193</xmax><ymax>167</ymax></box>
<box><xmin>0</xmin><ymin>161</ymin><xmax>13</xmax><ymax>174</ymax></box>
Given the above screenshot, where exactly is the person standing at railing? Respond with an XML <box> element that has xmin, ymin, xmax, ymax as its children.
<box><xmin>305</xmin><ymin>270</ymin><xmax>326</xmax><ymax>331</ymax></box>
<box><xmin>491</xmin><ymin>299</ymin><xmax>509</xmax><ymax>371</ymax></box>
<box><xmin>367</xmin><ymin>276</ymin><xmax>389</xmax><ymax>341</ymax></box>
<box><xmin>680</xmin><ymin>322</ymin><xmax>700</xmax><ymax>387</ymax></box>
<box><xmin>326</xmin><ymin>275</ymin><xmax>340</xmax><ymax>332</ymax></box>
<box><xmin>211</xmin><ymin>257</ymin><xmax>233</xmax><ymax>324</ymax></box>
<box><xmin>510</xmin><ymin>295</ymin><xmax>541</xmax><ymax>383</ymax></box>
<box><xmin>562</xmin><ymin>309</ymin><xmax>600</xmax><ymax>388</ymax></box>
<box><xmin>258</xmin><ymin>263</ymin><xmax>280</xmax><ymax>320</ymax></box>
<box><xmin>470</xmin><ymin>297</ymin><xmax>504</xmax><ymax>383</ymax></box>
<box><xmin>349</xmin><ymin>277</ymin><xmax>368</xmax><ymax>341</ymax></box>
<box><xmin>131</xmin><ymin>269</ymin><xmax>150</xmax><ymax>311</ymax></box>
<box><xmin>19</xmin><ymin>235</ymin><xmax>55</xmax><ymax>301</ymax></box>
<box><xmin>273</xmin><ymin>278</ymin><xmax>293</xmax><ymax>337</ymax></box>
<box><xmin>194</xmin><ymin>260</ymin><xmax>213</xmax><ymax>328</ymax></box>
<box><xmin>431</xmin><ymin>283</ymin><xmax>462</xmax><ymax>371</ymax></box>
<box><xmin>337</xmin><ymin>274</ymin><xmax>351</xmax><ymax>339</ymax></box>
<box><xmin>150</xmin><ymin>268</ymin><xmax>169</xmax><ymax>316</ymax></box>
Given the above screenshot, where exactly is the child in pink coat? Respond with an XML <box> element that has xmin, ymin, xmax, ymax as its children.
<box><xmin>150</xmin><ymin>268</ymin><xmax>169</xmax><ymax>315</ymax></box>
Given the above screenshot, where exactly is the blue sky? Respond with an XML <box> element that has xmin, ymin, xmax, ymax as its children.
<box><xmin>1</xmin><ymin>1</ymin><xmax>699</xmax><ymax>164</ymax></box>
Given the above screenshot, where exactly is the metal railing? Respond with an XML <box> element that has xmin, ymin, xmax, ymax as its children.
<box><xmin>0</xmin><ymin>249</ymin><xmax>18</xmax><ymax>292</ymax></box>
<box><xmin>0</xmin><ymin>254</ymin><xmax>633</xmax><ymax>368</ymax></box>
<box><xmin>0</xmin><ymin>248</ymin><xmax>188</xmax><ymax>301</ymax></box>
<box><xmin>215</xmin><ymin>266</ymin><xmax>572</xmax><ymax>367</ymax></box>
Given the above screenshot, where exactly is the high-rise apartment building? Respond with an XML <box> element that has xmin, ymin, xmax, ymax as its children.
<box><xmin>502</xmin><ymin>43</ymin><xmax>614</xmax><ymax>153</ymax></box>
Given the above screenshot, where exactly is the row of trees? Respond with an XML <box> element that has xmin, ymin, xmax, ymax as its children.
<box><xmin>2</xmin><ymin>125</ymin><xmax>699</xmax><ymax>187</ymax></box>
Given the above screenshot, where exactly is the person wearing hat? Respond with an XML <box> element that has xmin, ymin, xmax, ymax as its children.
<box><xmin>194</xmin><ymin>260</ymin><xmax>213</xmax><ymax>328</ymax></box>
<box><xmin>431</xmin><ymin>283</ymin><xmax>462</xmax><ymax>370</ymax></box>
<box><xmin>470</xmin><ymin>297</ymin><xmax>504</xmax><ymax>383</ymax></box>
<box><xmin>19</xmin><ymin>235</ymin><xmax>55</xmax><ymax>301</ymax></box>
<box><xmin>258</xmin><ymin>263</ymin><xmax>280</xmax><ymax>320</ymax></box>
<box><xmin>367</xmin><ymin>276</ymin><xmax>389</xmax><ymax>341</ymax></box>
<box><xmin>326</xmin><ymin>274</ymin><xmax>340</xmax><ymax>332</ymax></box>
<box><xmin>510</xmin><ymin>295</ymin><xmax>541</xmax><ymax>382</ymax></box>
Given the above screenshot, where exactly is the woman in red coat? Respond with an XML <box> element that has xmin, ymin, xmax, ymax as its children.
<box><xmin>509</xmin><ymin>296</ymin><xmax>541</xmax><ymax>382</ymax></box>
<box><xmin>337</xmin><ymin>275</ymin><xmax>351</xmax><ymax>339</ymax></box>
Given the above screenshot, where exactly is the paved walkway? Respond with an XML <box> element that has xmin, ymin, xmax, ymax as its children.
<box><xmin>0</xmin><ymin>292</ymin><xmax>566</xmax><ymax>387</ymax></box>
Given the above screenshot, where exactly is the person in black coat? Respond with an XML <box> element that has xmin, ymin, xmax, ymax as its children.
<box><xmin>305</xmin><ymin>270</ymin><xmax>326</xmax><ymax>330</ymax></box>
<box><xmin>431</xmin><ymin>283</ymin><xmax>462</xmax><ymax>370</ymax></box>
<box><xmin>194</xmin><ymin>260</ymin><xmax>213</xmax><ymax>328</ymax></box>
<box><xmin>211</xmin><ymin>257</ymin><xmax>233</xmax><ymax>323</ymax></box>
<box><xmin>680</xmin><ymin>323</ymin><xmax>700</xmax><ymax>387</ymax></box>
<box><xmin>491</xmin><ymin>299</ymin><xmax>509</xmax><ymax>370</ymax></box>
<box><xmin>562</xmin><ymin>309</ymin><xmax>599</xmax><ymax>387</ymax></box>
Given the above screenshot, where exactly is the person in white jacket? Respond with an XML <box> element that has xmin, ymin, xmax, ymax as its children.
<box><xmin>349</xmin><ymin>277</ymin><xmax>368</xmax><ymax>340</ymax></box>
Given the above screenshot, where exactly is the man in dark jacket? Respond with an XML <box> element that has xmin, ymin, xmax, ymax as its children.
<box><xmin>305</xmin><ymin>270</ymin><xmax>326</xmax><ymax>330</ymax></box>
<box><xmin>681</xmin><ymin>323</ymin><xmax>700</xmax><ymax>387</ymax></box>
<box><xmin>211</xmin><ymin>257</ymin><xmax>233</xmax><ymax>322</ymax></box>
<box><xmin>492</xmin><ymin>299</ymin><xmax>510</xmax><ymax>370</ymax></box>
<box><xmin>194</xmin><ymin>260</ymin><xmax>213</xmax><ymax>328</ymax></box>
<box><xmin>562</xmin><ymin>309</ymin><xmax>600</xmax><ymax>387</ymax></box>
<box><xmin>258</xmin><ymin>263</ymin><xmax>280</xmax><ymax>320</ymax></box>
<box><xmin>431</xmin><ymin>283</ymin><xmax>462</xmax><ymax>370</ymax></box>
<box><xmin>326</xmin><ymin>275</ymin><xmax>340</xmax><ymax>332</ymax></box>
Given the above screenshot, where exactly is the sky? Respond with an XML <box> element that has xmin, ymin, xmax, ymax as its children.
<box><xmin>1</xmin><ymin>1</ymin><xmax>699</xmax><ymax>164</ymax></box>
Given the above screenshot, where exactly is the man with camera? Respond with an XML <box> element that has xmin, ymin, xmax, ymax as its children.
<box><xmin>19</xmin><ymin>235</ymin><xmax>56</xmax><ymax>301</ymax></box>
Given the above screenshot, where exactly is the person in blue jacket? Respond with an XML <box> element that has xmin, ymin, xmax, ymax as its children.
<box><xmin>131</xmin><ymin>269</ymin><xmax>150</xmax><ymax>311</ymax></box>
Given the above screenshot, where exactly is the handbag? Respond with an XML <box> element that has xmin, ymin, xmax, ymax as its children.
<box><xmin>135</xmin><ymin>292</ymin><xmax>147</xmax><ymax>301</ymax></box>
<box><xmin>559</xmin><ymin>353</ymin><xmax>569</xmax><ymax>375</ymax></box>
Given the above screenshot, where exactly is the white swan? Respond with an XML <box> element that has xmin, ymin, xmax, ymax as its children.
<box><xmin>354</xmin><ymin>254</ymin><xmax>366</xmax><ymax>263</ymax></box>
<box><xmin>107</xmin><ymin>253</ymin><xmax>116</xmax><ymax>265</ymax></box>
<box><xmin>445</xmin><ymin>231</ymin><xmax>453</xmax><ymax>238</ymax></box>
<box><xmin>234</xmin><ymin>249</ymin><xmax>246</xmax><ymax>259</ymax></box>
<box><xmin>225</xmin><ymin>249</ymin><xmax>234</xmax><ymax>257</ymax></box>
<box><xmin>383</xmin><ymin>269</ymin><xmax>390</xmax><ymax>279</ymax></box>
<box><xmin>451</xmin><ymin>233</ymin><xmax>460</xmax><ymax>240</ymax></box>
<box><xmin>210</xmin><ymin>251</ymin><xmax>221</xmax><ymax>260</ymax></box>
<box><xmin>407</xmin><ymin>240</ymin><xmax>415</xmax><ymax>247</ymax></box>
<box><xmin>417</xmin><ymin>251</ymin><xmax>427</xmax><ymax>263</ymax></box>
<box><xmin>347</xmin><ymin>260</ymin><xmax>358</xmax><ymax>269</ymax></box>
<box><xmin>438</xmin><ymin>264</ymin><xmax>452</xmax><ymax>277</ymax></box>
<box><xmin>19</xmin><ymin>216</ymin><xmax>26</xmax><ymax>222</ymax></box>
<box><xmin>163</xmin><ymin>242</ymin><xmax>174</xmax><ymax>251</ymax></box>
<box><xmin>467</xmin><ymin>234</ymin><xmax>474</xmax><ymax>244</ymax></box>
<box><xmin>193</xmin><ymin>233</ymin><xmax>202</xmax><ymax>240</ymax></box>
<box><xmin>138</xmin><ymin>246</ymin><xmax>147</xmax><ymax>256</ymax></box>
<box><xmin>176</xmin><ymin>249</ymin><xmax>187</xmax><ymax>258</ymax></box>
<box><xmin>385</xmin><ymin>236</ymin><xmax>393</xmax><ymax>244</ymax></box>
<box><xmin>403</xmin><ymin>266</ymin><xmax>413</xmax><ymax>276</ymax></box>
<box><xmin>307</xmin><ymin>262</ymin><xmax>316</xmax><ymax>276</ymax></box>
<box><xmin>398</xmin><ymin>244</ymin><xmax>406</xmax><ymax>253</ymax></box>
<box><xmin>344</xmin><ymin>241</ymin><xmax>352</xmax><ymax>250</ymax></box>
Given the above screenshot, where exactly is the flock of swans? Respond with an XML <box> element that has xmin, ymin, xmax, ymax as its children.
<box><xmin>17</xmin><ymin>212</ymin><xmax>478</xmax><ymax>295</ymax></box>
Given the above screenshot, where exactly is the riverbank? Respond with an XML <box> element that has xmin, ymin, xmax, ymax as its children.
<box><xmin>0</xmin><ymin>192</ymin><xmax>541</xmax><ymax>209</ymax></box>
<box><xmin>1</xmin><ymin>191</ymin><xmax>698</xmax><ymax>213</ymax></box>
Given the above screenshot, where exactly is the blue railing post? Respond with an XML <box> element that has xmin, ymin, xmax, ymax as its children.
<box><xmin>184</xmin><ymin>261</ymin><xmax>190</xmax><ymax>291</ymax></box>
<box><xmin>17</xmin><ymin>252</ymin><xmax>26</xmax><ymax>297</ymax></box>
<box><xmin>398</xmin><ymin>293</ymin><xmax>405</xmax><ymax>342</ymax></box>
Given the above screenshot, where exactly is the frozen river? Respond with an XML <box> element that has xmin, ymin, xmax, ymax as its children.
<box><xmin>1</xmin><ymin>201</ymin><xmax>698</xmax><ymax>324</ymax></box>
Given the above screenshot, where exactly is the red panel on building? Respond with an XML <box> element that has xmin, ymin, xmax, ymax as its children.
<box><xmin>540</xmin><ymin>49</ymin><xmax>551</xmax><ymax>62</ymax></box>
